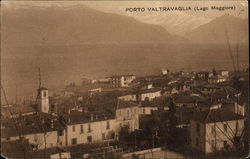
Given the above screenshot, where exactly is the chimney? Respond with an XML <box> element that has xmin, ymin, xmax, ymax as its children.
<box><xmin>91</xmin><ymin>114</ymin><xmax>94</xmax><ymax>121</ymax></box>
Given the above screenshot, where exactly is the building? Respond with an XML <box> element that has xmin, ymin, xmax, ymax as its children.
<box><xmin>137</xmin><ymin>88</ymin><xmax>162</xmax><ymax>101</ymax></box>
<box><xmin>110</xmin><ymin>75</ymin><xmax>125</xmax><ymax>88</ymax></box>
<box><xmin>116</xmin><ymin>100</ymin><xmax>140</xmax><ymax>131</ymax></box>
<box><xmin>117</xmin><ymin>94</ymin><xmax>137</xmax><ymax>101</ymax></box>
<box><xmin>110</xmin><ymin>75</ymin><xmax>136</xmax><ymax>88</ymax></box>
<box><xmin>208</xmin><ymin>75</ymin><xmax>227</xmax><ymax>84</ymax></box>
<box><xmin>221</xmin><ymin>102</ymin><xmax>245</xmax><ymax>116</ymax></box>
<box><xmin>189</xmin><ymin>109</ymin><xmax>245</xmax><ymax>154</ymax></box>
<box><xmin>37</xmin><ymin>87</ymin><xmax>50</xmax><ymax>113</ymax></box>
<box><xmin>65</xmin><ymin>112</ymin><xmax>118</xmax><ymax>147</ymax></box>
<box><xmin>139</xmin><ymin>101</ymin><xmax>159</xmax><ymax>115</ymax></box>
<box><xmin>196</xmin><ymin>85</ymin><xmax>220</xmax><ymax>94</ymax></box>
<box><xmin>1</xmin><ymin>115</ymin><xmax>65</xmax><ymax>150</ymax></box>
<box><xmin>218</xmin><ymin>70</ymin><xmax>229</xmax><ymax>77</ymax></box>
<box><xmin>195</xmin><ymin>72</ymin><xmax>210</xmax><ymax>81</ymax></box>
<box><xmin>124</xmin><ymin>75</ymin><xmax>136</xmax><ymax>86</ymax></box>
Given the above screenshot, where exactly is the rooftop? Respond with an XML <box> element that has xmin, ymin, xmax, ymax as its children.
<box><xmin>117</xmin><ymin>100</ymin><xmax>139</xmax><ymax>109</ymax></box>
<box><xmin>66</xmin><ymin>111</ymin><xmax>116</xmax><ymax>125</ymax></box>
<box><xmin>139</xmin><ymin>101</ymin><xmax>160</xmax><ymax>107</ymax></box>
<box><xmin>1</xmin><ymin>119</ymin><xmax>64</xmax><ymax>139</ymax></box>
<box><xmin>191</xmin><ymin>109</ymin><xmax>244</xmax><ymax>123</ymax></box>
<box><xmin>138</xmin><ymin>88</ymin><xmax>161</xmax><ymax>94</ymax></box>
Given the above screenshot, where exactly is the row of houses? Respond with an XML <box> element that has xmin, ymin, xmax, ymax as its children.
<box><xmin>117</xmin><ymin>88</ymin><xmax>162</xmax><ymax>102</ymax></box>
<box><xmin>1</xmin><ymin>93</ymin><xmax>162</xmax><ymax>151</ymax></box>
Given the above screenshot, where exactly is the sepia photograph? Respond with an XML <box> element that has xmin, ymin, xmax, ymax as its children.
<box><xmin>1</xmin><ymin>0</ymin><xmax>249</xmax><ymax>158</ymax></box>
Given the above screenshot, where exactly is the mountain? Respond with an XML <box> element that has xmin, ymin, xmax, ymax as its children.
<box><xmin>1</xmin><ymin>4</ymin><xmax>186</xmax><ymax>101</ymax></box>
<box><xmin>1</xmin><ymin>5</ymin><xmax>184</xmax><ymax>46</ymax></box>
<box><xmin>128</xmin><ymin>11</ymin><xmax>211</xmax><ymax>35</ymax></box>
<box><xmin>184</xmin><ymin>15</ymin><xmax>248</xmax><ymax>44</ymax></box>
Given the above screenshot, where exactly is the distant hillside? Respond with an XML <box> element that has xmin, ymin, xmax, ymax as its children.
<box><xmin>1</xmin><ymin>5</ymin><xmax>184</xmax><ymax>46</ymax></box>
<box><xmin>185</xmin><ymin>15</ymin><xmax>248</xmax><ymax>44</ymax></box>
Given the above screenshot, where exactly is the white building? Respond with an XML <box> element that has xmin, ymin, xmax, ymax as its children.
<box><xmin>110</xmin><ymin>75</ymin><xmax>136</xmax><ymax>88</ymax></box>
<box><xmin>189</xmin><ymin>110</ymin><xmax>245</xmax><ymax>154</ymax></box>
<box><xmin>38</xmin><ymin>87</ymin><xmax>50</xmax><ymax>113</ymax></box>
<box><xmin>139</xmin><ymin>101</ymin><xmax>159</xmax><ymax>115</ymax></box>
<box><xmin>208</xmin><ymin>75</ymin><xmax>227</xmax><ymax>84</ymax></box>
<box><xmin>116</xmin><ymin>100</ymin><xmax>140</xmax><ymax>131</ymax></box>
<box><xmin>219</xmin><ymin>70</ymin><xmax>229</xmax><ymax>77</ymax></box>
<box><xmin>118</xmin><ymin>94</ymin><xmax>137</xmax><ymax>101</ymax></box>
<box><xmin>1</xmin><ymin>118</ymin><xmax>64</xmax><ymax>150</ymax></box>
<box><xmin>65</xmin><ymin>113</ymin><xmax>119</xmax><ymax>147</ymax></box>
<box><xmin>137</xmin><ymin>88</ymin><xmax>161</xmax><ymax>101</ymax></box>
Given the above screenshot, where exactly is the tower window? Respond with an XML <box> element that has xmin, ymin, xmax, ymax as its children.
<box><xmin>43</xmin><ymin>91</ymin><xmax>47</xmax><ymax>97</ymax></box>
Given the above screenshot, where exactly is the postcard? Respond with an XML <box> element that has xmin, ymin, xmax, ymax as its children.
<box><xmin>1</xmin><ymin>0</ymin><xmax>248</xmax><ymax>158</ymax></box>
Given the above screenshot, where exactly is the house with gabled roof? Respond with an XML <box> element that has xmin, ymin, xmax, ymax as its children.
<box><xmin>189</xmin><ymin>109</ymin><xmax>245</xmax><ymax>154</ymax></box>
<box><xmin>116</xmin><ymin>100</ymin><xmax>140</xmax><ymax>131</ymax></box>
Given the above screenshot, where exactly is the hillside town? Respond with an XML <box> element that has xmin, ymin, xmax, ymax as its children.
<box><xmin>1</xmin><ymin>68</ymin><xmax>248</xmax><ymax>159</ymax></box>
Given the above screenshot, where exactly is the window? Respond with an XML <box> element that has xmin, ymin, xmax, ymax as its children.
<box><xmin>106</xmin><ymin>121</ymin><xmax>110</xmax><ymax>130</ymax></box>
<box><xmin>127</xmin><ymin>109</ymin><xmax>130</xmax><ymax>118</ymax></box>
<box><xmin>88</xmin><ymin>124</ymin><xmax>91</xmax><ymax>132</ymax></box>
<box><xmin>143</xmin><ymin>108</ymin><xmax>145</xmax><ymax>114</ymax></box>
<box><xmin>80</xmin><ymin>125</ymin><xmax>84</xmax><ymax>134</ymax></box>
<box><xmin>72</xmin><ymin>126</ymin><xmax>76</xmax><ymax>132</ymax></box>
<box><xmin>196</xmin><ymin>123</ymin><xmax>200</xmax><ymax>133</ymax></box>
<box><xmin>223</xmin><ymin>124</ymin><xmax>227</xmax><ymax>132</ymax></box>
<box><xmin>87</xmin><ymin>136</ymin><xmax>92</xmax><ymax>143</ymax></box>
<box><xmin>134</xmin><ymin>108</ymin><xmax>137</xmax><ymax>114</ymax></box>
<box><xmin>58</xmin><ymin>130</ymin><xmax>63</xmax><ymax>136</ymax></box>
<box><xmin>196</xmin><ymin>138</ymin><xmax>199</xmax><ymax>147</ymax></box>
<box><xmin>43</xmin><ymin>91</ymin><xmax>47</xmax><ymax>97</ymax></box>
<box><xmin>71</xmin><ymin>138</ymin><xmax>77</xmax><ymax>145</ymax></box>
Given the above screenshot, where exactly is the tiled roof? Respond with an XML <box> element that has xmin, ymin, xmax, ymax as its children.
<box><xmin>1</xmin><ymin>120</ymin><xmax>64</xmax><ymax>138</ymax></box>
<box><xmin>117</xmin><ymin>100</ymin><xmax>139</xmax><ymax>109</ymax></box>
<box><xmin>2</xmin><ymin>104</ymin><xmax>37</xmax><ymax>117</ymax></box>
<box><xmin>138</xmin><ymin>88</ymin><xmax>161</xmax><ymax>94</ymax></box>
<box><xmin>139</xmin><ymin>101</ymin><xmax>160</xmax><ymax>107</ymax></box>
<box><xmin>191</xmin><ymin>109</ymin><xmax>244</xmax><ymax>123</ymax></box>
<box><xmin>66</xmin><ymin>111</ymin><xmax>115</xmax><ymax>125</ymax></box>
